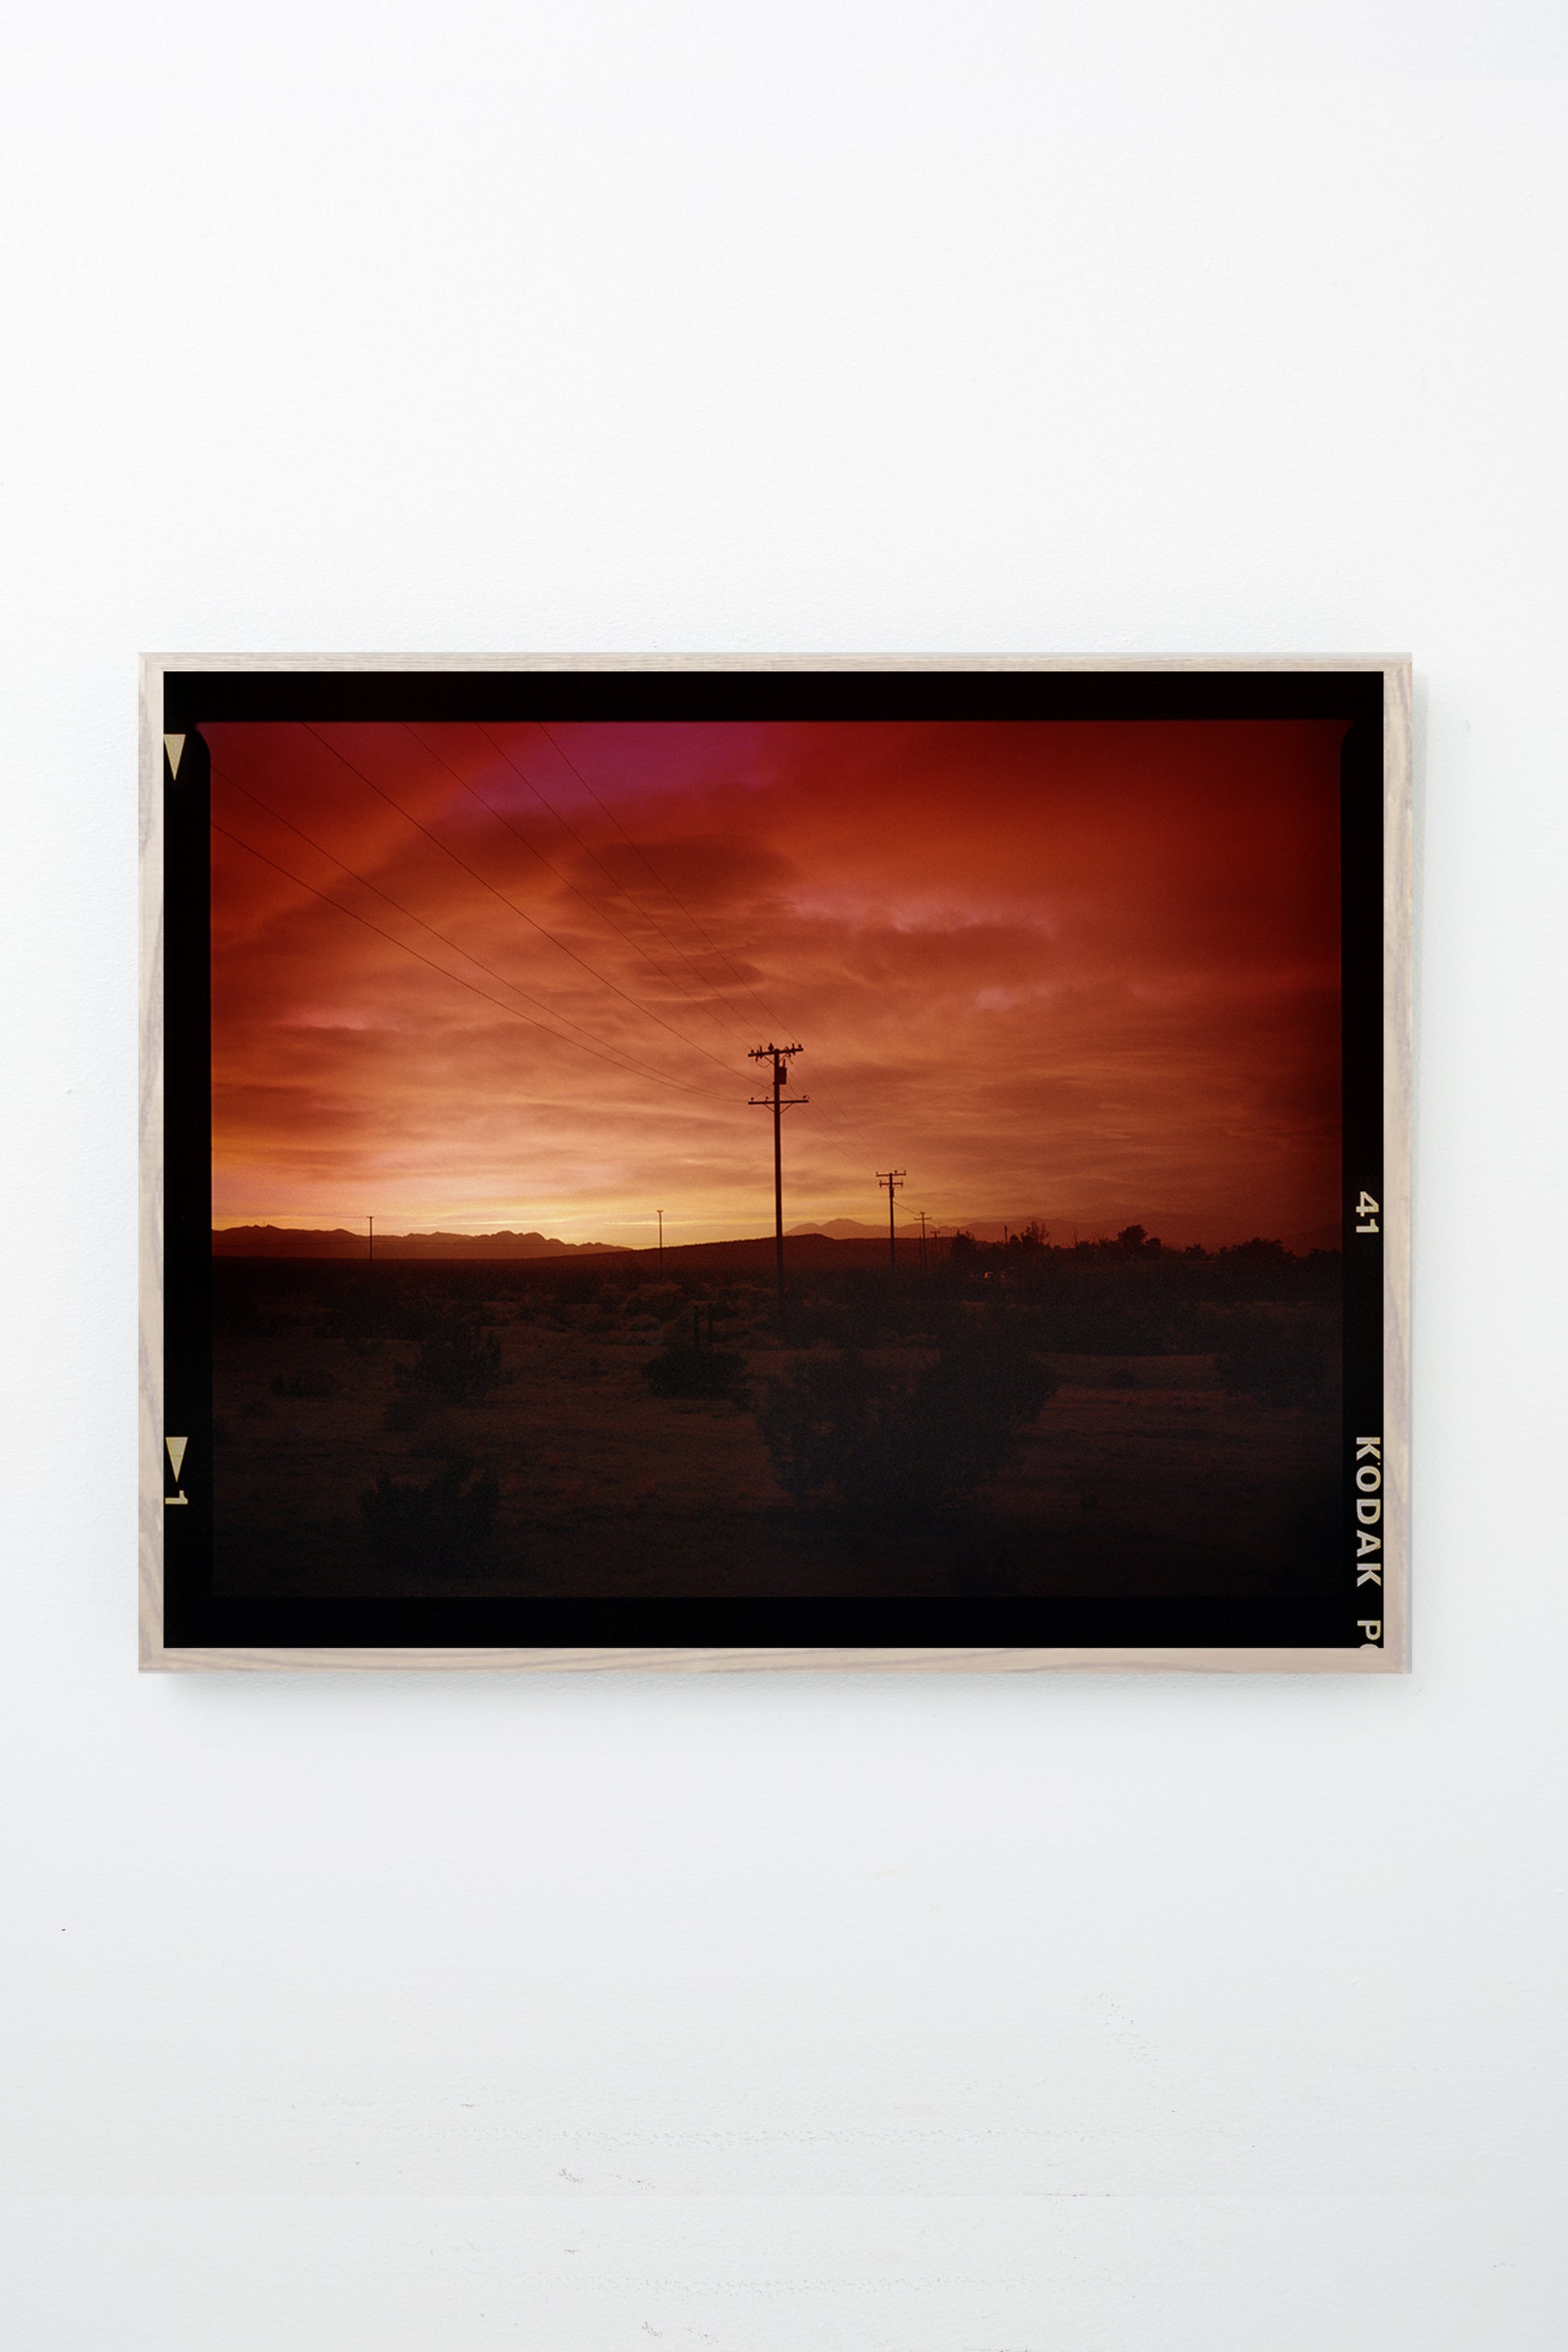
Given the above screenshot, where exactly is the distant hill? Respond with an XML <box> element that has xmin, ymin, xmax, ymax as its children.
<box><xmin>211</xmin><ymin>1226</ymin><xmax>620</xmax><ymax>1259</ymax></box>
<box><xmin>212</xmin><ymin>1226</ymin><xmax>919</xmax><ymax>1271</ymax></box>
<box><xmin>786</xmin><ymin>1218</ymin><xmax>886</xmax><ymax>1239</ymax></box>
<box><xmin>215</xmin><ymin>1220</ymin><xmax>1341</xmax><ymax>1266</ymax></box>
<box><xmin>634</xmin><ymin>1233</ymin><xmax>909</xmax><ymax>1271</ymax></box>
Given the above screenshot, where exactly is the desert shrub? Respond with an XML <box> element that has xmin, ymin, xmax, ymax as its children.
<box><xmin>394</xmin><ymin>1315</ymin><xmax>504</xmax><ymax>1404</ymax></box>
<box><xmin>359</xmin><ymin>1457</ymin><xmax>500</xmax><ymax>1574</ymax></box>
<box><xmin>272</xmin><ymin>1370</ymin><xmax>337</xmax><ymax>1400</ymax></box>
<box><xmin>642</xmin><ymin>1341</ymin><xmax>749</xmax><ymax>1402</ymax></box>
<box><xmin>759</xmin><ymin>1333</ymin><xmax>1057</xmax><ymax>1519</ymax></box>
<box><xmin>562</xmin><ymin>1302</ymin><xmax>615</xmax><ymax>1331</ymax></box>
<box><xmin>790</xmin><ymin>1276</ymin><xmax>918</xmax><ymax>1348</ymax></box>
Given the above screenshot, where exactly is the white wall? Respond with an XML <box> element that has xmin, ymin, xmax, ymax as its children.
<box><xmin>4</xmin><ymin>7</ymin><xmax>1567</xmax><ymax>2346</ymax></box>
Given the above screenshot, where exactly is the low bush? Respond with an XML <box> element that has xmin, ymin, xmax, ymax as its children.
<box><xmin>394</xmin><ymin>1317</ymin><xmax>504</xmax><ymax>1404</ymax></box>
<box><xmin>760</xmin><ymin>1332</ymin><xmax>1057</xmax><ymax>1519</ymax></box>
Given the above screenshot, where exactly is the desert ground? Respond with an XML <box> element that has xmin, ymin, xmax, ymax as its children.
<box><xmin>209</xmin><ymin>1246</ymin><xmax>1342</xmax><ymax>1602</ymax></box>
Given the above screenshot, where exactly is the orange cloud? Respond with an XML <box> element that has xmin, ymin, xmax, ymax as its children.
<box><xmin>205</xmin><ymin>716</ymin><xmax>1343</xmax><ymax>1248</ymax></box>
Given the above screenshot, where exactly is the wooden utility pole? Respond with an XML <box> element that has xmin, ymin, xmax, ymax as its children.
<box><xmin>877</xmin><ymin>1170</ymin><xmax>906</xmax><ymax>1272</ymax></box>
<box><xmin>915</xmin><ymin>1208</ymin><xmax>931</xmax><ymax>1272</ymax></box>
<box><xmin>748</xmin><ymin>1043</ymin><xmax>807</xmax><ymax>1319</ymax></box>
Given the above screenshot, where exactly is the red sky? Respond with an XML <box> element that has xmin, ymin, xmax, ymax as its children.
<box><xmin>205</xmin><ymin>716</ymin><xmax>1344</xmax><ymax>1249</ymax></box>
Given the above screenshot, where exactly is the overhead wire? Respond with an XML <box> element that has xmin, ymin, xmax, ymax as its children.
<box><xmin>209</xmin><ymin>819</ymin><xmax>734</xmax><ymax>1102</ymax></box>
<box><xmin>529</xmin><ymin>718</ymin><xmax>890</xmax><ymax>1159</ymax></box>
<box><xmin>298</xmin><ymin>721</ymin><xmax>744</xmax><ymax>1081</ymax></box>
<box><xmin>471</xmin><ymin>715</ymin><xmax>899</xmax><ymax>1176</ymax></box>
<box><xmin>343</xmin><ymin>716</ymin><xmax>896</xmax><ymax>1205</ymax></box>
<box><xmin>468</xmin><ymin>720</ymin><xmax>764</xmax><ymax>1051</ymax></box>
<box><xmin>533</xmin><ymin>719</ymin><xmax>840</xmax><ymax>1051</ymax></box>
<box><xmin>462</xmin><ymin>717</ymin><xmax>902</xmax><ymax>1187</ymax></box>
<box><xmin>213</xmin><ymin>767</ymin><xmax>738</xmax><ymax>1099</ymax></box>
<box><xmin>230</xmin><ymin>718</ymin><xmax>901</xmax><ymax>1212</ymax></box>
<box><xmin>401</xmin><ymin>720</ymin><xmax>751</xmax><ymax>1060</ymax></box>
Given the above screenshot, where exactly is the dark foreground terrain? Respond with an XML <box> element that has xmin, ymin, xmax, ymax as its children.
<box><xmin>209</xmin><ymin>1233</ymin><xmax>1342</xmax><ymax>1601</ymax></box>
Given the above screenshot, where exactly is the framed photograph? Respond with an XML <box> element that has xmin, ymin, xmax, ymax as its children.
<box><xmin>139</xmin><ymin>656</ymin><xmax>1410</xmax><ymax>1671</ymax></box>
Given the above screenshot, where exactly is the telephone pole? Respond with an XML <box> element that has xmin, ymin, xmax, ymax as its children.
<box><xmin>877</xmin><ymin>1170</ymin><xmax>906</xmax><ymax>1272</ymax></box>
<box><xmin>657</xmin><ymin>1209</ymin><xmax>664</xmax><ymax>1273</ymax></box>
<box><xmin>915</xmin><ymin>1208</ymin><xmax>931</xmax><ymax>1273</ymax></box>
<box><xmin>749</xmin><ymin>1043</ymin><xmax>807</xmax><ymax>1319</ymax></box>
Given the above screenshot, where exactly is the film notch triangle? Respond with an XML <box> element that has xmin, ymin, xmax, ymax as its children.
<box><xmin>165</xmin><ymin>1436</ymin><xmax>187</xmax><ymax>1480</ymax></box>
<box><xmin>164</xmin><ymin>734</ymin><xmax>185</xmax><ymax>779</ymax></box>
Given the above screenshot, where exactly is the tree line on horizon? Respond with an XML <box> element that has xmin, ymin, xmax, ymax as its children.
<box><xmin>940</xmin><ymin>1220</ymin><xmax>1336</xmax><ymax>1263</ymax></box>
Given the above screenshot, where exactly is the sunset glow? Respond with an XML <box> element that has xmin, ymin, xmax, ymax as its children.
<box><xmin>207</xmin><ymin>717</ymin><xmax>1344</xmax><ymax>1250</ymax></box>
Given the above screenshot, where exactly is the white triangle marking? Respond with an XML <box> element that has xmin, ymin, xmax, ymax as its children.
<box><xmin>164</xmin><ymin>734</ymin><xmax>185</xmax><ymax>779</ymax></box>
<box><xmin>166</xmin><ymin>1436</ymin><xmax>187</xmax><ymax>1480</ymax></box>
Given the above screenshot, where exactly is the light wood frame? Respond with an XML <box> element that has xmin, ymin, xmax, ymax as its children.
<box><xmin>139</xmin><ymin>653</ymin><xmax>1412</xmax><ymax>1673</ymax></box>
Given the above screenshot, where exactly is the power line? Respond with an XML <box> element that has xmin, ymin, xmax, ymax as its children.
<box><xmin>298</xmin><ymin>721</ymin><xmax>744</xmax><ymax>1083</ymax></box>
<box><xmin>535</xmin><ymin>718</ymin><xmax>804</xmax><ymax>1023</ymax></box>
<box><xmin>209</xmin><ymin>820</ymin><xmax>732</xmax><ymax>1100</ymax></box>
<box><xmin>536</xmin><ymin>720</ymin><xmax>770</xmax><ymax>1006</ymax></box>
<box><xmin>466</xmin><ymin>721</ymin><xmax>761</xmax><ymax>1054</ymax></box>
<box><xmin>404</xmin><ymin>722</ymin><xmax>753</xmax><ymax>1056</ymax></box>
<box><xmin>444</xmin><ymin>717</ymin><xmax>889</xmax><ymax>1170</ymax></box>
<box><xmin>441</xmin><ymin>717</ymin><xmax>879</xmax><ymax>1162</ymax></box>
<box><xmin>214</xmin><ymin>768</ymin><xmax>733</xmax><ymax>1097</ymax></box>
<box><xmin>532</xmin><ymin>720</ymin><xmax>888</xmax><ymax>1158</ymax></box>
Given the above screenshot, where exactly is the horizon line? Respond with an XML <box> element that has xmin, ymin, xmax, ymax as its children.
<box><xmin>209</xmin><ymin>1218</ymin><xmax>1339</xmax><ymax>1254</ymax></box>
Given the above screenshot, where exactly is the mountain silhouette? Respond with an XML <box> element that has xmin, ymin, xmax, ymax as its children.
<box><xmin>211</xmin><ymin>1226</ymin><xmax>620</xmax><ymax>1260</ymax></box>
